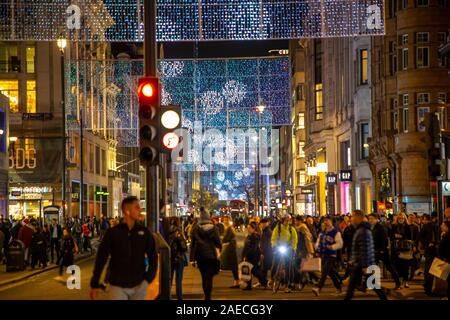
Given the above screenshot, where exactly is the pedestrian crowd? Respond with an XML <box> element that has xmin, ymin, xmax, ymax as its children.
<box><xmin>179</xmin><ymin>207</ymin><xmax>450</xmax><ymax>300</ymax></box>
<box><xmin>0</xmin><ymin>214</ymin><xmax>113</xmax><ymax>277</ymax></box>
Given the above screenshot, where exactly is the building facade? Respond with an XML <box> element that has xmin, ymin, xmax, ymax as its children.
<box><xmin>300</xmin><ymin>36</ymin><xmax>373</xmax><ymax>216</ymax></box>
<box><xmin>0</xmin><ymin>94</ymin><xmax>8</xmax><ymax>217</ymax></box>
<box><xmin>369</xmin><ymin>0</ymin><xmax>450</xmax><ymax>215</ymax></box>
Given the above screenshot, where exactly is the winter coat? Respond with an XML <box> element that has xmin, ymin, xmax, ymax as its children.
<box><xmin>306</xmin><ymin>222</ymin><xmax>318</xmax><ymax>242</ymax></box>
<box><xmin>390</xmin><ymin>223</ymin><xmax>412</xmax><ymax>252</ymax></box>
<box><xmin>260</xmin><ymin>227</ymin><xmax>273</xmax><ymax>268</ymax></box>
<box><xmin>49</xmin><ymin>225</ymin><xmax>62</xmax><ymax>240</ymax></box>
<box><xmin>295</xmin><ymin>223</ymin><xmax>314</xmax><ymax>258</ymax></box>
<box><xmin>409</xmin><ymin>223</ymin><xmax>420</xmax><ymax>247</ymax></box>
<box><xmin>30</xmin><ymin>232</ymin><xmax>47</xmax><ymax>254</ymax></box>
<box><xmin>438</xmin><ymin>232</ymin><xmax>450</xmax><ymax>263</ymax></box>
<box><xmin>60</xmin><ymin>235</ymin><xmax>76</xmax><ymax>266</ymax></box>
<box><xmin>350</xmin><ymin>222</ymin><xmax>376</xmax><ymax>268</ymax></box>
<box><xmin>18</xmin><ymin>224</ymin><xmax>34</xmax><ymax>249</ymax></box>
<box><xmin>271</xmin><ymin>223</ymin><xmax>298</xmax><ymax>251</ymax></box>
<box><xmin>242</xmin><ymin>233</ymin><xmax>262</xmax><ymax>266</ymax></box>
<box><xmin>167</xmin><ymin>225</ymin><xmax>188</xmax><ymax>265</ymax></box>
<box><xmin>371</xmin><ymin>222</ymin><xmax>390</xmax><ymax>254</ymax></box>
<box><xmin>343</xmin><ymin>224</ymin><xmax>356</xmax><ymax>256</ymax></box>
<box><xmin>316</xmin><ymin>227</ymin><xmax>343</xmax><ymax>257</ymax></box>
<box><xmin>219</xmin><ymin>226</ymin><xmax>238</xmax><ymax>270</ymax></box>
<box><xmin>418</xmin><ymin>222</ymin><xmax>438</xmax><ymax>255</ymax></box>
<box><xmin>190</xmin><ymin>222</ymin><xmax>222</xmax><ymax>262</ymax></box>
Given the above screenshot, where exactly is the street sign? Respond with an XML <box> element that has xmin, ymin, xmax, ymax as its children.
<box><xmin>442</xmin><ymin>181</ymin><xmax>450</xmax><ymax>196</ymax></box>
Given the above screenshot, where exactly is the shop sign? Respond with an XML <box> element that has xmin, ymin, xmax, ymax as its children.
<box><xmin>406</xmin><ymin>203</ymin><xmax>431</xmax><ymax>216</ymax></box>
<box><xmin>22</xmin><ymin>113</ymin><xmax>53</xmax><ymax>121</ymax></box>
<box><xmin>326</xmin><ymin>174</ymin><xmax>337</xmax><ymax>185</ymax></box>
<box><xmin>71</xmin><ymin>193</ymin><xmax>79</xmax><ymax>202</ymax></box>
<box><xmin>11</xmin><ymin>191</ymin><xmax>21</xmax><ymax>197</ymax></box>
<box><xmin>10</xmin><ymin>186</ymin><xmax>52</xmax><ymax>195</ymax></box>
<box><xmin>339</xmin><ymin>170</ymin><xmax>352</xmax><ymax>182</ymax></box>
<box><xmin>442</xmin><ymin>181</ymin><xmax>450</xmax><ymax>196</ymax></box>
<box><xmin>96</xmin><ymin>191</ymin><xmax>110</xmax><ymax>196</ymax></box>
<box><xmin>301</xmin><ymin>187</ymin><xmax>314</xmax><ymax>195</ymax></box>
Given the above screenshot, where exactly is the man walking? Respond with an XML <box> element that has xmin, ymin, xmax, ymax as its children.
<box><xmin>90</xmin><ymin>196</ymin><xmax>158</xmax><ymax>300</ymax></box>
<box><xmin>368</xmin><ymin>213</ymin><xmax>401</xmax><ymax>290</ymax></box>
<box><xmin>259</xmin><ymin>218</ymin><xmax>273</xmax><ymax>286</ymax></box>
<box><xmin>312</xmin><ymin>216</ymin><xmax>343</xmax><ymax>296</ymax></box>
<box><xmin>49</xmin><ymin>219</ymin><xmax>62</xmax><ymax>264</ymax></box>
<box><xmin>344</xmin><ymin>210</ymin><xmax>387</xmax><ymax>300</ymax></box>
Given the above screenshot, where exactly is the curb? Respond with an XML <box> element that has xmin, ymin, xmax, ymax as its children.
<box><xmin>0</xmin><ymin>252</ymin><xmax>96</xmax><ymax>288</ymax></box>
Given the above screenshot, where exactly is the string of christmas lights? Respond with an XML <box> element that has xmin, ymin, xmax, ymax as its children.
<box><xmin>0</xmin><ymin>0</ymin><xmax>384</xmax><ymax>41</ymax></box>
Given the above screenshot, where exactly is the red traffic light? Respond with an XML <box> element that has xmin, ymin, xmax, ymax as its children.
<box><xmin>138</xmin><ymin>77</ymin><xmax>159</xmax><ymax>105</ymax></box>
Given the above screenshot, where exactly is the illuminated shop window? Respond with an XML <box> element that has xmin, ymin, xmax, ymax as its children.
<box><xmin>26</xmin><ymin>80</ymin><xmax>36</xmax><ymax>113</ymax></box>
<box><xmin>0</xmin><ymin>80</ymin><xmax>19</xmax><ymax>112</ymax></box>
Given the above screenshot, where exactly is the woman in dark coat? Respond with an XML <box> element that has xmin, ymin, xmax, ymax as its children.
<box><xmin>56</xmin><ymin>228</ymin><xmax>78</xmax><ymax>280</ymax></box>
<box><xmin>167</xmin><ymin>217</ymin><xmax>188</xmax><ymax>300</ymax></box>
<box><xmin>241</xmin><ymin>221</ymin><xmax>267</xmax><ymax>290</ymax></box>
<box><xmin>30</xmin><ymin>227</ymin><xmax>48</xmax><ymax>269</ymax></box>
<box><xmin>219</xmin><ymin>215</ymin><xmax>239</xmax><ymax>288</ymax></box>
<box><xmin>438</xmin><ymin>221</ymin><xmax>450</xmax><ymax>300</ymax></box>
<box><xmin>391</xmin><ymin>213</ymin><xmax>412</xmax><ymax>288</ymax></box>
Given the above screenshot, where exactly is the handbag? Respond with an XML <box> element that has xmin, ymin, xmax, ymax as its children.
<box><xmin>429</xmin><ymin>257</ymin><xmax>450</xmax><ymax>280</ymax></box>
<box><xmin>431</xmin><ymin>276</ymin><xmax>448</xmax><ymax>296</ymax></box>
<box><xmin>238</xmin><ymin>261</ymin><xmax>254</xmax><ymax>283</ymax></box>
<box><xmin>398</xmin><ymin>250</ymin><xmax>414</xmax><ymax>260</ymax></box>
<box><xmin>300</xmin><ymin>257</ymin><xmax>322</xmax><ymax>272</ymax></box>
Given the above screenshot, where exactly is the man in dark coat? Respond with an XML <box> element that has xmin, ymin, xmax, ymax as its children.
<box><xmin>368</xmin><ymin>213</ymin><xmax>401</xmax><ymax>289</ymax></box>
<box><xmin>259</xmin><ymin>218</ymin><xmax>273</xmax><ymax>283</ymax></box>
<box><xmin>344</xmin><ymin>210</ymin><xmax>387</xmax><ymax>300</ymax></box>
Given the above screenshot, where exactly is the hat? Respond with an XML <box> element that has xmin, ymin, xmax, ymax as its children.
<box><xmin>199</xmin><ymin>209</ymin><xmax>211</xmax><ymax>224</ymax></box>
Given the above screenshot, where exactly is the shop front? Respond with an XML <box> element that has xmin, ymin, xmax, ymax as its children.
<box><xmin>338</xmin><ymin>170</ymin><xmax>352</xmax><ymax>215</ymax></box>
<box><xmin>301</xmin><ymin>185</ymin><xmax>316</xmax><ymax>216</ymax></box>
<box><xmin>8</xmin><ymin>186</ymin><xmax>55</xmax><ymax>220</ymax></box>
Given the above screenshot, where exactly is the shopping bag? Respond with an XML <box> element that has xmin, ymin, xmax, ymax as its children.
<box><xmin>398</xmin><ymin>250</ymin><xmax>414</xmax><ymax>260</ymax></box>
<box><xmin>429</xmin><ymin>257</ymin><xmax>450</xmax><ymax>280</ymax></box>
<box><xmin>238</xmin><ymin>261</ymin><xmax>253</xmax><ymax>283</ymax></box>
<box><xmin>301</xmin><ymin>257</ymin><xmax>322</xmax><ymax>273</ymax></box>
<box><xmin>431</xmin><ymin>276</ymin><xmax>448</xmax><ymax>296</ymax></box>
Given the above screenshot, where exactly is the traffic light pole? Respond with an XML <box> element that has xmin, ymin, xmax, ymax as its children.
<box><xmin>144</xmin><ymin>0</ymin><xmax>159</xmax><ymax>233</ymax></box>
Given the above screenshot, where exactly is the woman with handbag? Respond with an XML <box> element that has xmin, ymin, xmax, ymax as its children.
<box><xmin>168</xmin><ymin>217</ymin><xmax>188</xmax><ymax>300</ymax></box>
<box><xmin>391</xmin><ymin>213</ymin><xmax>413</xmax><ymax>288</ymax></box>
<box><xmin>219</xmin><ymin>215</ymin><xmax>240</xmax><ymax>288</ymax></box>
<box><xmin>241</xmin><ymin>222</ymin><xmax>267</xmax><ymax>290</ymax></box>
<box><xmin>438</xmin><ymin>221</ymin><xmax>450</xmax><ymax>300</ymax></box>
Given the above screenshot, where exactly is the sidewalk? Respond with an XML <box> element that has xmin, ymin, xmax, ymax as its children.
<box><xmin>0</xmin><ymin>239</ymin><xmax>99</xmax><ymax>288</ymax></box>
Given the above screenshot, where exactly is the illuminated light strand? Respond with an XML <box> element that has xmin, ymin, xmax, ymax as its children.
<box><xmin>0</xmin><ymin>0</ymin><xmax>384</xmax><ymax>41</ymax></box>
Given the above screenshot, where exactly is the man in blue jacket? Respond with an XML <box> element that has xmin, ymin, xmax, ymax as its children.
<box><xmin>344</xmin><ymin>210</ymin><xmax>387</xmax><ymax>300</ymax></box>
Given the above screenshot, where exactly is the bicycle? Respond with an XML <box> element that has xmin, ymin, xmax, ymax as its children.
<box><xmin>272</xmin><ymin>245</ymin><xmax>292</xmax><ymax>294</ymax></box>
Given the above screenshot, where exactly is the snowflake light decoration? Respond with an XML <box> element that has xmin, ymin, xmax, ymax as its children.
<box><xmin>199</xmin><ymin>91</ymin><xmax>224</xmax><ymax>116</ymax></box>
<box><xmin>243</xmin><ymin>167</ymin><xmax>251</xmax><ymax>177</ymax></box>
<box><xmin>160</xmin><ymin>61</ymin><xmax>185</xmax><ymax>78</ymax></box>
<box><xmin>235</xmin><ymin>171</ymin><xmax>243</xmax><ymax>180</ymax></box>
<box><xmin>217</xmin><ymin>171</ymin><xmax>225</xmax><ymax>182</ymax></box>
<box><xmin>161</xmin><ymin>87</ymin><xmax>172</xmax><ymax>106</ymax></box>
<box><xmin>222</xmin><ymin>80</ymin><xmax>246</xmax><ymax>105</ymax></box>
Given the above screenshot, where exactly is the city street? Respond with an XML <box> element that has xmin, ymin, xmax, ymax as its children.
<box><xmin>0</xmin><ymin>232</ymin><xmax>437</xmax><ymax>301</ymax></box>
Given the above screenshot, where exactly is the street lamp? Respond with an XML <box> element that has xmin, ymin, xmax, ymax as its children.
<box><xmin>57</xmin><ymin>37</ymin><xmax>67</xmax><ymax>218</ymax></box>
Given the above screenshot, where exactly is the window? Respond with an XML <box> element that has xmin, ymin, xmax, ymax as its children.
<box><xmin>359</xmin><ymin>49</ymin><xmax>368</xmax><ymax>85</ymax></box>
<box><xmin>95</xmin><ymin>145</ymin><xmax>100</xmax><ymax>175</ymax></box>
<box><xmin>394</xmin><ymin>112</ymin><xmax>399</xmax><ymax>131</ymax></box>
<box><xmin>402</xmin><ymin>0</ymin><xmax>408</xmax><ymax>8</ymax></box>
<box><xmin>315</xmin><ymin>84</ymin><xmax>323</xmax><ymax>120</ymax></box>
<box><xmin>298</xmin><ymin>112</ymin><xmax>305</xmax><ymax>129</ymax></box>
<box><xmin>0</xmin><ymin>44</ymin><xmax>19</xmax><ymax>73</ymax></box>
<box><xmin>389</xmin><ymin>41</ymin><xmax>397</xmax><ymax>75</ymax></box>
<box><xmin>402</xmin><ymin>48</ymin><xmax>408</xmax><ymax>70</ymax></box>
<box><xmin>416</xmin><ymin>32</ymin><xmax>429</xmax><ymax>43</ymax></box>
<box><xmin>417</xmin><ymin>93</ymin><xmax>430</xmax><ymax>104</ymax></box>
<box><xmin>417</xmin><ymin>107</ymin><xmax>430</xmax><ymax>132</ymax></box>
<box><xmin>340</xmin><ymin>141</ymin><xmax>351</xmax><ymax>169</ymax></box>
<box><xmin>101</xmin><ymin>149</ymin><xmax>107</xmax><ymax>176</ymax></box>
<box><xmin>26</xmin><ymin>46</ymin><xmax>35</xmax><ymax>73</ymax></box>
<box><xmin>296</xmin><ymin>84</ymin><xmax>304</xmax><ymax>101</ymax></box>
<box><xmin>26</xmin><ymin>80</ymin><xmax>36</xmax><ymax>113</ymax></box>
<box><xmin>403</xmin><ymin>94</ymin><xmax>409</xmax><ymax>106</ymax></box>
<box><xmin>416</xmin><ymin>47</ymin><xmax>429</xmax><ymax>68</ymax></box>
<box><xmin>402</xmin><ymin>34</ymin><xmax>409</xmax><ymax>45</ymax></box>
<box><xmin>438</xmin><ymin>32</ymin><xmax>447</xmax><ymax>46</ymax></box>
<box><xmin>300</xmin><ymin>170</ymin><xmax>306</xmax><ymax>186</ymax></box>
<box><xmin>298</xmin><ymin>141</ymin><xmax>305</xmax><ymax>158</ymax></box>
<box><xmin>389</xmin><ymin>0</ymin><xmax>398</xmax><ymax>17</ymax></box>
<box><xmin>361</xmin><ymin>123</ymin><xmax>369</xmax><ymax>160</ymax></box>
<box><xmin>438</xmin><ymin>92</ymin><xmax>447</xmax><ymax>104</ymax></box>
<box><xmin>89</xmin><ymin>144</ymin><xmax>94</xmax><ymax>173</ymax></box>
<box><xmin>439</xmin><ymin>0</ymin><xmax>450</xmax><ymax>7</ymax></box>
<box><xmin>0</xmin><ymin>80</ymin><xmax>19</xmax><ymax>112</ymax></box>
<box><xmin>403</xmin><ymin>108</ymin><xmax>409</xmax><ymax>132</ymax></box>
<box><xmin>417</xmin><ymin>0</ymin><xmax>429</xmax><ymax>6</ymax></box>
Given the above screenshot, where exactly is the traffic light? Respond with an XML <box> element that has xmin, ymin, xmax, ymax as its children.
<box><xmin>160</xmin><ymin>105</ymin><xmax>182</xmax><ymax>153</ymax></box>
<box><xmin>138</xmin><ymin>77</ymin><xmax>160</xmax><ymax>165</ymax></box>
<box><xmin>424</xmin><ymin>112</ymin><xmax>442</xmax><ymax>180</ymax></box>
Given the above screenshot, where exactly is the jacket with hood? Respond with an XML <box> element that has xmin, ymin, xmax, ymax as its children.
<box><xmin>350</xmin><ymin>222</ymin><xmax>376</xmax><ymax>268</ymax></box>
<box><xmin>295</xmin><ymin>223</ymin><xmax>315</xmax><ymax>258</ymax></box>
<box><xmin>190</xmin><ymin>221</ymin><xmax>222</xmax><ymax>262</ymax></box>
<box><xmin>371</xmin><ymin>222</ymin><xmax>390</xmax><ymax>254</ymax></box>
